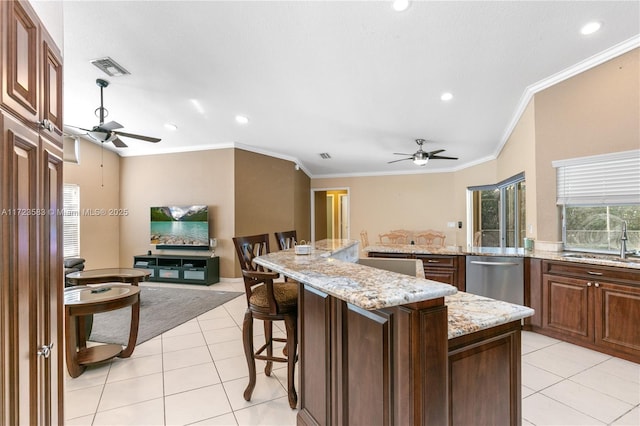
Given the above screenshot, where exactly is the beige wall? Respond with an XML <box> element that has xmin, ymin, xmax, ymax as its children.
<box><xmin>312</xmin><ymin>173</ymin><xmax>461</xmax><ymax>251</ymax></box>
<box><xmin>63</xmin><ymin>138</ymin><xmax>121</xmax><ymax>269</ymax></box>
<box><xmin>234</xmin><ymin>149</ymin><xmax>311</xmax><ymax>275</ymax></box>
<box><xmin>294</xmin><ymin>168</ymin><xmax>312</xmax><ymax>242</ymax></box>
<box><xmin>118</xmin><ymin>149</ymin><xmax>236</xmax><ymax>276</ymax></box>
<box><xmin>534</xmin><ymin>48</ymin><xmax>640</xmax><ymax>242</ymax></box>
<box><xmin>86</xmin><ymin>148</ymin><xmax>309</xmax><ymax>279</ymax></box>
<box><xmin>498</xmin><ymin>100</ymin><xmax>537</xmax><ymax>239</ymax></box>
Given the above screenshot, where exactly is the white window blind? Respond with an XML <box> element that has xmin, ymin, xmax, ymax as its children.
<box><xmin>63</xmin><ymin>184</ymin><xmax>80</xmax><ymax>258</ymax></box>
<box><xmin>553</xmin><ymin>150</ymin><xmax>640</xmax><ymax>205</ymax></box>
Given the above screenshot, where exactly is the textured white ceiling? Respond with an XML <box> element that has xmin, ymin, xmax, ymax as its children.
<box><xmin>61</xmin><ymin>1</ymin><xmax>640</xmax><ymax>177</ymax></box>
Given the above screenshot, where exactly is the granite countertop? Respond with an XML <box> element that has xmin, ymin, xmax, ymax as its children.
<box><xmin>364</xmin><ymin>243</ymin><xmax>524</xmax><ymax>256</ymax></box>
<box><xmin>364</xmin><ymin>244</ymin><xmax>640</xmax><ymax>270</ymax></box>
<box><xmin>254</xmin><ymin>242</ymin><xmax>457</xmax><ymax>311</ymax></box>
<box><xmin>446</xmin><ymin>292</ymin><xmax>534</xmax><ymax>339</ymax></box>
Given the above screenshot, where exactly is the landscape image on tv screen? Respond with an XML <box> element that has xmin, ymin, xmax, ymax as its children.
<box><xmin>150</xmin><ymin>205</ymin><xmax>209</xmax><ymax>248</ymax></box>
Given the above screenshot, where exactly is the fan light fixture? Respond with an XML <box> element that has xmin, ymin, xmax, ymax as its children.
<box><xmin>88</xmin><ymin>130</ymin><xmax>116</xmax><ymax>143</ymax></box>
<box><xmin>413</xmin><ymin>152</ymin><xmax>429</xmax><ymax>166</ymax></box>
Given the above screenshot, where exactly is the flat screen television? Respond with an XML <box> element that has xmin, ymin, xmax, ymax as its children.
<box><xmin>150</xmin><ymin>205</ymin><xmax>209</xmax><ymax>250</ymax></box>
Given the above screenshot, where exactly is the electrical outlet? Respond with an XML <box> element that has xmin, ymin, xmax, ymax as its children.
<box><xmin>447</xmin><ymin>221</ymin><xmax>456</xmax><ymax>228</ymax></box>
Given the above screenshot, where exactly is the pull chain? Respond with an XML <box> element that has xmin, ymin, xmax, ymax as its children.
<box><xmin>101</xmin><ymin>142</ymin><xmax>104</xmax><ymax>187</ymax></box>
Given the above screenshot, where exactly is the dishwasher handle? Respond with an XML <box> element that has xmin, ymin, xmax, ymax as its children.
<box><xmin>469</xmin><ymin>260</ymin><xmax>520</xmax><ymax>266</ymax></box>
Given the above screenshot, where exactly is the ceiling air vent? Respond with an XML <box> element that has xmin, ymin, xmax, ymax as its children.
<box><xmin>90</xmin><ymin>57</ymin><xmax>130</xmax><ymax>77</ymax></box>
<box><xmin>319</xmin><ymin>153</ymin><xmax>331</xmax><ymax>159</ymax></box>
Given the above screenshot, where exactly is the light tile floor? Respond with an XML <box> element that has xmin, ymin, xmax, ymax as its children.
<box><xmin>64</xmin><ymin>281</ymin><xmax>640</xmax><ymax>425</ymax></box>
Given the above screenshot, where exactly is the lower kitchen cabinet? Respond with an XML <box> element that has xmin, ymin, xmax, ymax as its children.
<box><xmin>535</xmin><ymin>260</ymin><xmax>640</xmax><ymax>363</ymax></box>
<box><xmin>594</xmin><ymin>281</ymin><xmax>640</xmax><ymax>355</ymax></box>
<box><xmin>542</xmin><ymin>274</ymin><xmax>592</xmax><ymax>342</ymax></box>
<box><xmin>368</xmin><ymin>252</ymin><xmax>466</xmax><ymax>291</ymax></box>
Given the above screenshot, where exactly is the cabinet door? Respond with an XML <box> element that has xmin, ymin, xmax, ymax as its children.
<box><xmin>594</xmin><ymin>282</ymin><xmax>640</xmax><ymax>356</ymax></box>
<box><xmin>1</xmin><ymin>0</ymin><xmax>39</xmax><ymax>123</ymax></box>
<box><xmin>40</xmin><ymin>30</ymin><xmax>63</xmax><ymax>138</ymax></box>
<box><xmin>39</xmin><ymin>138</ymin><xmax>64</xmax><ymax>424</ymax></box>
<box><xmin>298</xmin><ymin>285</ymin><xmax>331</xmax><ymax>426</ymax></box>
<box><xmin>542</xmin><ymin>274</ymin><xmax>592</xmax><ymax>342</ymax></box>
<box><xmin>1</xmin><ymin>111</ymin><xmax>40</xmax><ymax>425</ymax></box>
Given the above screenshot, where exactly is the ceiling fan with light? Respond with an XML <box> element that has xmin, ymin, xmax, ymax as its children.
<box><xmin>67</xmin><ymin>78</ymin><xmax>161</xmax><ymax>148</ymax></box>
<box><xmin>388</xmin><ymin>138</ymin><xmax>458</xmax><ymax>166</ymax></box>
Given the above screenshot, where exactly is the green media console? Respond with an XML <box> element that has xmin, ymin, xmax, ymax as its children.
<box><xmin>133</xmin><ymin>254</ymin><xmax>220</xmax><ymax>285</ymax></box>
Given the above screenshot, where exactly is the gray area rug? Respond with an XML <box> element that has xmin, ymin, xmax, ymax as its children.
<box><xmin>89</xmin><ymin>286</ymin><xmax>242</xmax><ymax>346</ymax></box>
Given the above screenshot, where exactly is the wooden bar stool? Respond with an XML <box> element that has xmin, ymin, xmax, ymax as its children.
<box><xmin>275</xmin><ymin>230</ymin><xmax>297</xmax><ymax>250</ymax></box>
<box><xmin>232</xmin><ymin>234</ymin><xmax>298</xmax><ymax>409</ymax></box>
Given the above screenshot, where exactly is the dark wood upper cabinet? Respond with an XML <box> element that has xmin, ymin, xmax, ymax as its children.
<box><xmin>40</xmin><ymin>32</ymin><xmax>63</xmax><ymax>137</ymax></box>
<box><xmin>2</xmin><ymin>0</ymin><xmax>39</xmax><ymax>123</ymax></box>
<box><xmin>1</xmin><ymin>1</ymin><xmax>63</xmax><ymax>424</ymax></box>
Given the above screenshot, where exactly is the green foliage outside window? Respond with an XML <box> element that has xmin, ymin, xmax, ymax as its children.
<box><xmin>564</xmin><ymin>205</ymin><xmax>639</xmax><ymax>252</ymax></box>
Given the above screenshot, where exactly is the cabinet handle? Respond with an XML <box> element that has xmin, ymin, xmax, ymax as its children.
<box><xmin>587</xmin><ymin>271</ymin><xmax>603</xmax><ymax>276</ymax></box>
<box><xmin>426</xmin><ymin>260</ymin><xmax>440</xmax><ymax>263</ymax></box>
<box><xmin>37</xmin><ymin>343</ymin><xmax>54</xmax><ymax>359</ymax></box>
<box><xmin>469</xmin><ymin>261</ymin><xmax>519</xmax><ymax>266</ymax></box>
<box><xmin>594</xmin><ymin>282</ymin><xmax>600</xmax><ymax>288</ymax></box>
<box><xmin>36</xmin><ymin>119</ymin><xmax>54</xmax><ymax>132</ymax></box>
<box><xmin>587</xmin><ymin>282</ymin><xmax>592</xmax><ymax>287</ymax></box>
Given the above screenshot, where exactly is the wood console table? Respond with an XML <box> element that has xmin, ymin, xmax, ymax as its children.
<box><xmin>64</xmin><ymin>284</ymin><xmax>140</xmax><ymax>378</ymax></box>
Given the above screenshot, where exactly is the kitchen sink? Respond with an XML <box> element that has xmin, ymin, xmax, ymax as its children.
<box><xmin>561</xmin><ymin>252</ymin><xmax>640</xmax><ymax>264</ymax></box>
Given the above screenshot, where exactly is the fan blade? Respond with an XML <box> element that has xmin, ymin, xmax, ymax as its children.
<box><xmin>388</xmin><ymin>157</ymin><xmax>413</xmax><ymax>164</ymax></box>
<box><xmin>430</xmin><ymin>155</ymin><xmax>458</xmax><ymax>160</ymax></box>
<box><xmin>113</xmin><ymin>131</ymin><xmax>161</xmax><ymax>143</ymax></box>
<box><xmin>65</xmin><ymin>124</ymin><xmax>92</xmax><ymax>132</ymax></box>
<box><xmin>427</xmin><ymin>149</ymin><xmax>445</xmax><ymax>156</ymax></box>
<box><xmin>393</xmin><ymin>152</ymin><xmax>415</xmax><ymax>156</ymax></box>
<box><xmin>102</xmin><ymin>121</ymin><xmax>124</xmax><ymax>131</ymax></box>
<box><xmin>111</xmin><ymin>137</ymin><xmax>128</xmax><ymax>148</ymax></box>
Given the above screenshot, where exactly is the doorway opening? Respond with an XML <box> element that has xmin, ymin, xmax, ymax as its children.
<box><xmin>311</xmin><ymin>188</ymin><xmax>349</xmax><ymax>242</ymax></box>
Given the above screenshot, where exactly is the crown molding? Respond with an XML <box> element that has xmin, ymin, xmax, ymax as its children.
<box><xmin>496</xmin><ymin>35</ymin><xmax>640</xmax><ymax>158</ymax></box>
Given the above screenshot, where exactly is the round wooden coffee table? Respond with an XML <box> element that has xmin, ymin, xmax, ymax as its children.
<box><xmin>66</xmin><ymin>267</ymin><xmax>151</xmax><ymax>286</ymax></box>
<box><xmin>64</xmin><ymin>284</ymin><xmax>140</xmax><ymax>378</ymax></box>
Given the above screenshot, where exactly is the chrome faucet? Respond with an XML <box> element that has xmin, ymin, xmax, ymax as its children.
<box><xmin>620</xmin><ymin>221</ymin><xmax>629</xmax><ymax>259</ymax></box>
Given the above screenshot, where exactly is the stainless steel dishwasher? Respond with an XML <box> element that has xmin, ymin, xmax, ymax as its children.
<box><xmin>465</xmin><ymin>256</ymin><xmax>524</xmax><ymax>305</ymax></box>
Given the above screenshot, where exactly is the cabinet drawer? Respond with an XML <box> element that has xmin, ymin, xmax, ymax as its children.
<box><xmin>158</xmin><ymin>268</ymin><xmax>180</xmax><ymax>279</ymax></box>
<box><xmin>415</xmin><ymin>255</ymin><xmax>456</xmax><ymax>268</ymax></box>
<box><xmin>543</xmin><ymin>260</ymin><xmax>640</xmax><ymax>285</ymax></box>
<box><xmin>183</xmin><ymin>269</ymin><xmax>205</xmax><ymax>281</ymax></box>
<box><xmin>424</xmin><ymin>270</ymin><xmax>456</xmax><ymax>285</ymax></box>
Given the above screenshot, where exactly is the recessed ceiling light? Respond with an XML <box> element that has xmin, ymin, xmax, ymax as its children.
<box><xmin>580</xmin><ymin>21</ymin><xmax>602</xmax><ymax>35</ymax></box>
<box><xmin>164</xmin><ymin>123</ymin><xmax>178</xmax><ymax>131</ymax></box>
<box><xmin>392</xmin><ymin>0</ymin><xmax>410</xmax><ymax>12</ymax></box>
<box><xmin>441</xmin><ymin>92</ymin><xmax>453</xmax><ymax>101</ymax></box>
<box><xmin>235</xmin><ymin>115</ymin><xmax>249</xmax><ymax>124</ymax></box>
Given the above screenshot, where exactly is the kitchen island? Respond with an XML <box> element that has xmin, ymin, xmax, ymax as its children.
<box><xmin>255</xmin><ymin>240</ymin><xmax>533</xmax><ymax>426</ymax></box>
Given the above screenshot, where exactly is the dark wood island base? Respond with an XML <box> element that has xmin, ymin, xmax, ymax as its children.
<box><xmin>297</xmin><ymin>285</ymin><xmax>523</xmax><ymax>426</ymax></box>
<box><xmin>253</xmin><ymin>240</ymin><xmax>531</xmax><ymax>426</ymax></box>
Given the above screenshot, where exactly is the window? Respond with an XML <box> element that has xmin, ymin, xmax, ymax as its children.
<box><xmin>469</xmin><ymin>173</ymin><xmax>526</xmax><ymax>249</ymax></box>
<box><xmin>63</xmin><ymin>184</ymin><xmax>80</xmax><ymax>258</ymax></box>
<box><xmin>554</xmin><ymin>150</ymin><xmax>639</xmax><ymax>254</ymax></box>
